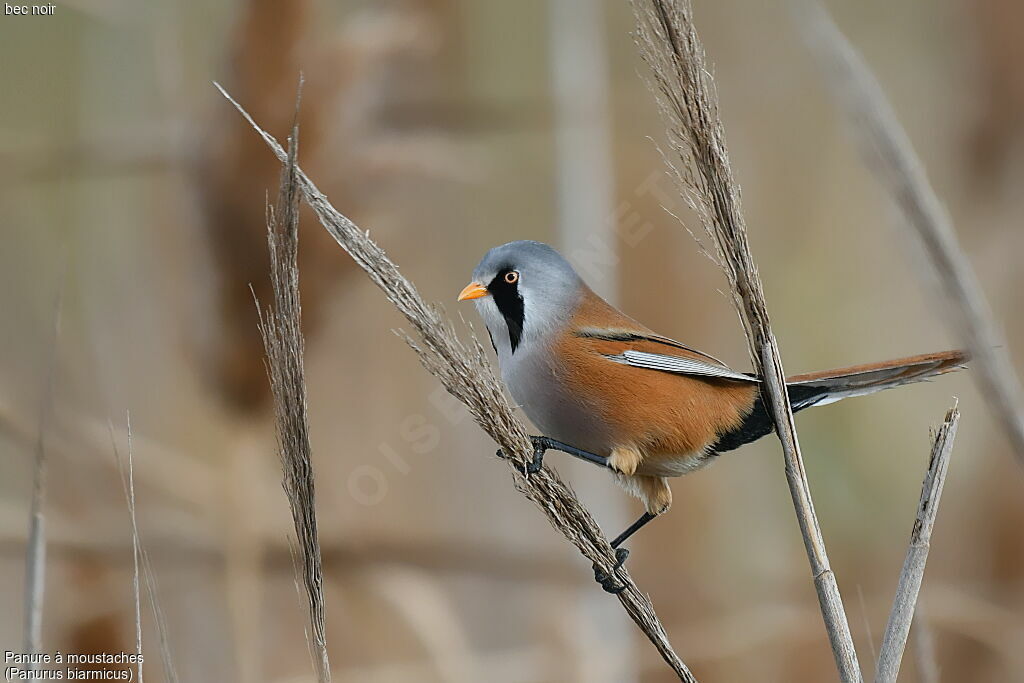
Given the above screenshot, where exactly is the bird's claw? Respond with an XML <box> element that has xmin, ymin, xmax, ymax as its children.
<box><xmin>526</xmin><ymin>436</ymin><xmax>549</xmax><ymax>474</ymax></box>
<box><xmin>495</xmin><ymin>440</ymin><xmax>545</xmax><ymax>476</ymax></box>
<box><xmin>593</xmin><ymin>548</ymin><xmax>629</xmax><ymax>594</ymax></box>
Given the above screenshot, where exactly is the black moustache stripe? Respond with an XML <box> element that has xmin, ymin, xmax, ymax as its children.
<box><xmin>485</xmin><ymin>327</ymin><xmax>498</xmax><ymax>355</ymax></box>
<box><xmin>488</xmin><ymin>271</ymin><xmax>524</xmax><ymax>353</ymax></box>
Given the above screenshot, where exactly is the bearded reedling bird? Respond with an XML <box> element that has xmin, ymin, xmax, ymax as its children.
<box><xmin>458</xmin><ymin>240</ymin><xmax>967</xmax><ymax>592</ymax></box>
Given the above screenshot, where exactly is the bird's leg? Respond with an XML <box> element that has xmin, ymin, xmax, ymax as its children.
<box><xmin>529</xmin><ymin>436</ymin><xmax>610</xmax><ymax>472</ymax></box>
<box><xmin>610</xmin><ymin>511</ymin><xmax>657</xmax><ymax>549</ymax></box>
<box><xmin>492</xmin><ymin>438</ymin><xmax>647</xmax><ymax>593</ymax></box>
<box><xmin>495</xmin><ymin>435</ymin><xmax>610</xmax><ymax>474</ymax></box>
<box><xmin>591</xmin><ymin>512</ymin><xmax>657</xmax><ymax>594</ymax></box>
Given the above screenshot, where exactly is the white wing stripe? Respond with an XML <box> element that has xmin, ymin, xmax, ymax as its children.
<box><xmin>603</xmin><ymin>350</ymin><xmax>759</xmax><ymax>383</ymax></box>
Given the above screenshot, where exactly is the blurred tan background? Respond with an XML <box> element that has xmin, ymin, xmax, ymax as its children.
<box><xmin>2</xmin><ymin>0</ymin><xmax>1023</xmax><ymax>681</ymax></box>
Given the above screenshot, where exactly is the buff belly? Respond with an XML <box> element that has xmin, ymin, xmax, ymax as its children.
<box><xmin>634</xmin><ymin>450</ymin><xmax>715</xmax><ymax>478</ymax></box>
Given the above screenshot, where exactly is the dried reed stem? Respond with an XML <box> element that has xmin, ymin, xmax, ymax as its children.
<box><xmin>875</xmin><ymin>403</ymin><xmax>960</xmax><ymax>682</ymax></box>
<box><xmin>141</xmin><ymin>549</ymin><xmax>179</xmax><ymax>683</ymax></box>
<box><xmin>111</xmin><ymin>414</ymin><xmax>144</xmax><ymax>683</ymax></box>
<box><xmin>23</xmin><ymin>434</ymin><xmax>46</xmax><ymax>667</ymax></box>
<box><xmin>630</xmin><ymin>1</ymin><xmax>862</xmax><ymax>679</ymax></box>
<box><xmin>795</xmin><ymin>1</ymin><xmax>1024</xmax><ymax>465</ymax></box>
<box><xmin>23</xmin><ymin>268</ymin><xmax>64</xmax><ymax>666</ymax></box>
<box><xmin>216</xmin><ymin>82</ymin><xmax>697</xmax><ymax>682</ymax></box>
<box><xmin>110</xmin><ymin>418</ymin><xmax>179</xmax><ymax>683</ymax></box>
<box><xmin>254</xmin><ymin>85</ymin><xmax>331</xmax><ymax>683</ymax></box>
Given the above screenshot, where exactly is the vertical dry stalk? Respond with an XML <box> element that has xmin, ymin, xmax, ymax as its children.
<box><xmin>111</xmin><ymin>414</ymin><xmax>144</xmax><ymax>683</ymax></box>
<box><xmin>23</xmin><ymin>418</ymin><xmax>46</xmax><ymax>667</ymax></box>
<box><xmin>216</xmin><ymin>82</ymin><xmax>697</xmax><ymax>682</ymax></box>
<box><xmin>795</xmin><ymin>1</ymin><xmax>1024</xmax><ymax>465</ymax></box>
<box><xmin>140</xmin><ymin>549</ymin><xmax>179</xmax><ymax>683</ymax></box>
<box><xmin>630</xmin><ymin>1</ymin><xmax>862</xmax><ymax>680</ymax></box>
<box><xmin>255</xmin><ymin>90</ymin><xmax>332</xmax><ymax>683</ymax></box>
<box><xmin>24</xmin><ymin>269</ymin><xmax>64</xmax><ymax>665</ymax></box>
<box><xmin>875</xmin><ymin>404</ymin><xmax>960</xmax><ymax>683</ymax></box>
<box><xmin>110</xmin><ymin>419</ymin><xmax>180</xmax><ymax>683</ymax></box>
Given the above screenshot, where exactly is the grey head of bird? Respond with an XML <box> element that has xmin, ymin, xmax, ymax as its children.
<box><xmin>458</xmin><ymin>240</ymin><xmax>584</xmax><ymax>357</ymax></box>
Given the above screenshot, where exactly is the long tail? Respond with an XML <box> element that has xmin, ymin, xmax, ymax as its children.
<box><xmin>710</xmin><ymin>350</ymin><xmax>968</xmax><ymax>453</ymax></box>
<box><xmin>786</xmin><ymin>350</ymin><xmax>969</xmax><ymax>408</ymax></box>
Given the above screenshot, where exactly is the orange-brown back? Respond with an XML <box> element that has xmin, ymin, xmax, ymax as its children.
<box><xmin>551</xmin><ymin>290</ymin><xmax>758</xmax><ymax>457</ymax></box>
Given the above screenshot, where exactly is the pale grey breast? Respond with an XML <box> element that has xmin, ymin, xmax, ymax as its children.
<box><xmin>501</xmin><ymin>336</ymin><xmax>615</xmax><ymax>458</ymax></box>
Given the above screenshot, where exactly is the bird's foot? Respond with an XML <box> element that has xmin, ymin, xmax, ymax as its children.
<box><xmin>593</xmin><ymin>547</ymin><xmax>629</xmax><ymax>594</ymax></box>
<box><xmin>525</xmin><ymin>436</ymin><xmax>552</xmax><ymax>474</ymax></box>
<box><xmin>494</xmin><ymin>436</ymin><xmax>550</xmax><ymax>475</ymax></box>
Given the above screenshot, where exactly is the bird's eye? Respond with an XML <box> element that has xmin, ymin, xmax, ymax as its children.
<box><xmin>504</xmin><ymin>271</ymin><xmax>519</xmax><ymax>284</ymax></box>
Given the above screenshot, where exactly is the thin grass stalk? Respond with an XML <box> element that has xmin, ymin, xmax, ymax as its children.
<box><xmin>141</xmin><ymin>549</ymin><xmax>179</xmax><ymax>683</ymax></box>
<box><xmin>24</xmin><ymin>442</ymin><xmax>46</xmax><ymax>670</ymax></box>
<box><xmin>109</xmin><ymin>418</ymin><xmax>179</xmax><ymax>683</ymax></box>
<box><xmin>216</xmin><ymin>82</ymin><xmax>697</xmax><ymax>682</ymax></box>
<box><xmin>23</xmin><ymin>268</ymin><xmax>65</xmax><ymax>667</ymax></box>
<box><xmin>629</xmin><ymin>1</ymin><xmax>862</xmax><ymax>679</ymax></box>
<box><xmin>111</xmin><ymin>415</ymin><xmax>144</xmax><ymax>683</ymax></box>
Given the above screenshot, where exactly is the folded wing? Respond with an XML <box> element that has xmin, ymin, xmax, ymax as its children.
<box><xmin>603</xmin><ymin>349</ymin><xmax>759</xmax><ymax>383</ymax></box>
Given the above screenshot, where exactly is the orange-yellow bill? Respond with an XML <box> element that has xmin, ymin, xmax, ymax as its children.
<box><xmin>457</xmin><ymin>282</ymin><xmax>489</xmax><ymax>301</ymax></box>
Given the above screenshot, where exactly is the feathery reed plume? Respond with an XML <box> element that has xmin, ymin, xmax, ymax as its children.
<box><xmin>876</xmin><ymin>403</ymin><xmax>960</xmax><ymax>683</ymax></box>
<box><xmin>24</xmin><ymin>267</ymin><xmax>64</xmax><ymax>667</ymax></box>
<box><xmin>254</xmin><ymin>87</ymin><xmax>331</xmax><ymax>683</ymax></box>
<box><xmin>216</xmin><ymin>82</ymin><xmax>697</xmax><ymax>682</ymax></box>
<box><xmin>795</xmin><ymin>1</ymin><xmax>1024</xmax><ymax>465</ymax></box>
<box><xmin>630</xmin><ymin>1</ymin><xmax>862</xmax><ymax>679</ymax></box>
